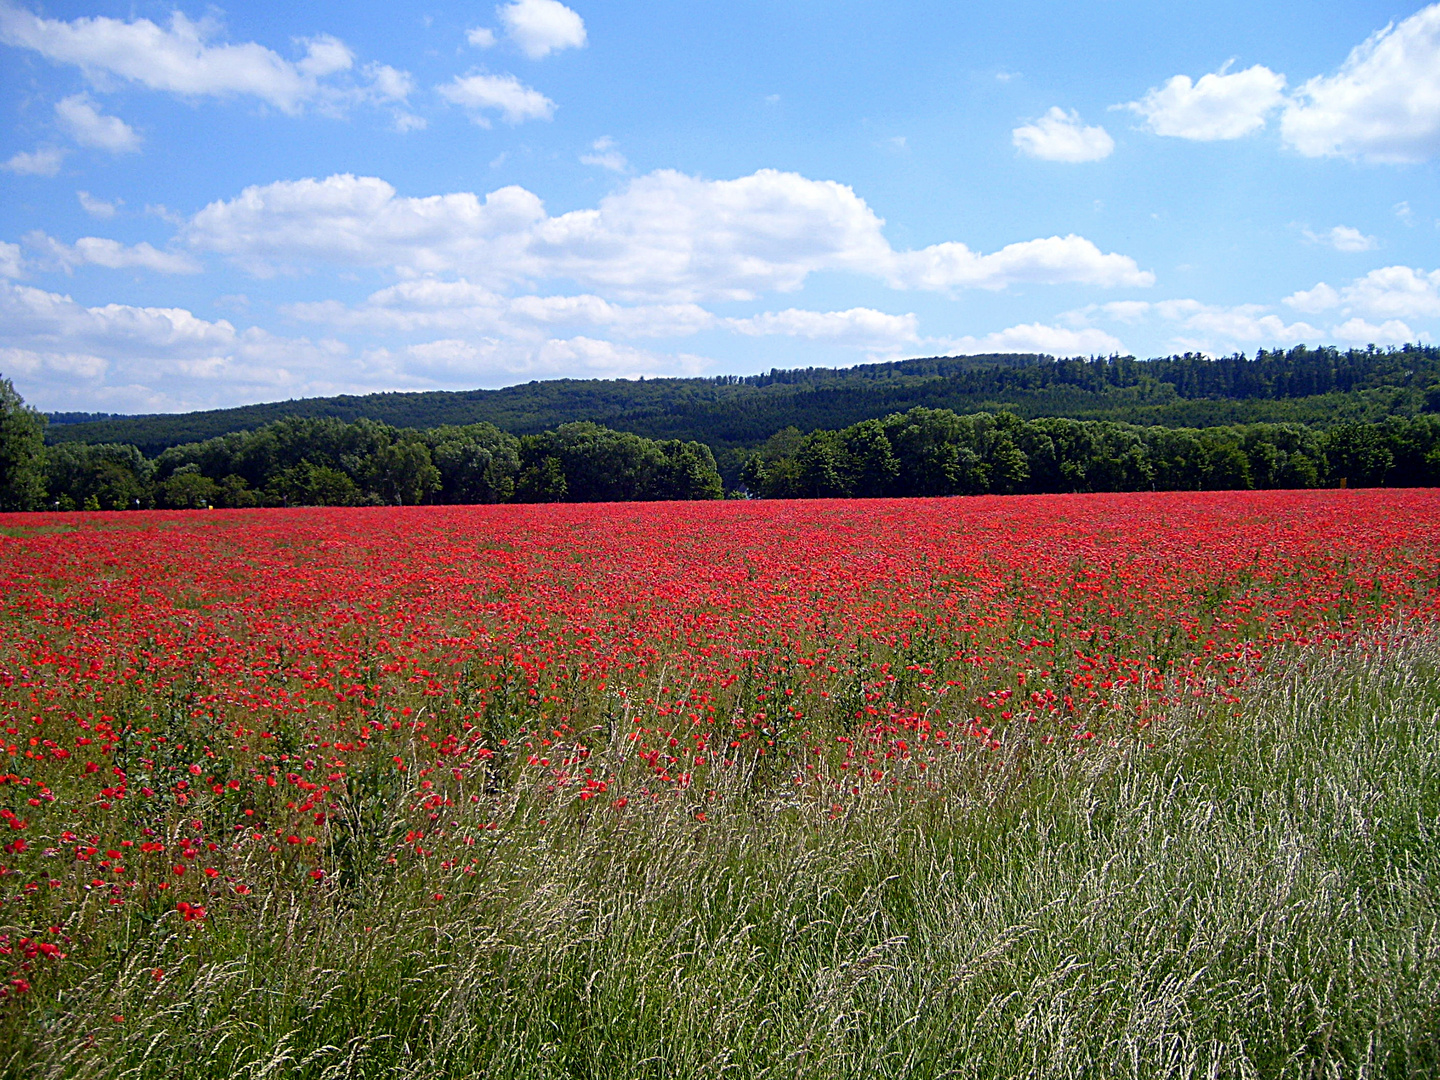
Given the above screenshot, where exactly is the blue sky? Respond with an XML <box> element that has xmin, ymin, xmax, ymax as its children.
<box><xmin>1</xmin><ymin>0</ymin><xmax>1438</xmax><ymax>413</ymax></box>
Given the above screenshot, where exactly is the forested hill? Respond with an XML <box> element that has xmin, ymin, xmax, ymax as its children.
<box><xmin>45</xmin><ymin>345</ymin><xmax>1440</xmax><ymax>458</ymax></box>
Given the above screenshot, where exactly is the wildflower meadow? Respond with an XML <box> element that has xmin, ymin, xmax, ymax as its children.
<box><xmin>0</xmin><ymin>489</ymin><xmax>1437</xmax><ymax>1078</ymax></box>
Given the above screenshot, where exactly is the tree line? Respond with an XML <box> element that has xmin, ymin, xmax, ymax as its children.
<box><xmin>43</xmin><ymin>345</ymin><xmax>1440</xmax><ymax>464</ymax></box>
<box><xmin>739</xmin><ymin>407</ymin><xmax>1440</xmax><ymax>498</ymax></box>
<box><xmin>0</xmin><ymin>378</ymin><xmax>722</xmax><ymax>511</ymax></box>
<box><xmin>7</xmin><ymin>372</ymin><xmax>1440</xmax><ymax>512</ymax></box>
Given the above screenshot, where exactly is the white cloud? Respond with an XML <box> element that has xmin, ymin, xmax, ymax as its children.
<box><xmin>439</xmin><ymin>72</ymin><xmax>556</xmax><ymax>125</ymax></box>
<box><xmin>1012</xmin><ymin>107</ymin><xmax>1114</xmax><ymax>162</ymax></box>
<box><xmin>1</xmin><ymin>346</ymin><xmax>112</xmax><ymax>379</ymax></box>
<box><xmin>1</xmin><ymin>147</ymin><xmax>65</xmax><ymax>176</ymax></box>
<box><xmin>1284</xmin><ymin>266</ymin><xmax>1440</xmax><ymax>320</ymax></box>
<box><xmin>185</xmin><ymin>169</ymin><xmax>1154</xmax><ymax>301</ymax></box>
<box><xmin>1161</xmin><ymin>301</ymin><xmax>1320</xmax><ymax>344</ymax></box>
<box><xmin>1282</xmin><ymin>282</ymin><xmax>1340</xmax><ymax>313</ymax></box>
<box><xmin>1</xmin><ymin>279</ymin><xmax>234</xmax><ymax>353</ymax></box>
<box><xmin>939</xmin><ymin>323</ymin><xmax>1126</xmax><ymax>357</ymax></box>
<box><xmin>285</xmin><ymin>279</ymin><xmax>717</xmax><ymax>339</ymax></box>
<box><xmin>364</xmin><ymin>63</ymin><xmax>414</xmax><ymax>103</ymax></box>
<box><xmin>725</xmin><ymin>307</ymin><xmax>920</xmax><ymax>345</ymax></box>
<box><xmin>286</xmin><ymin>279</ymin><xmax>930</xmax><ymax>358</ymax></box>
<box><xmin>1336</xmin><ymin>266</ymin><xmax>1440</xmax><ymax>319</ymax></box>
<box><xmin>1281</xmin><ymin>4</ymin><xmax>1440</xmax><ymax>162</ymax></box>
<box><xmin>0</xmin><ymin>5</ymin><xmax>356</xmax><ymax>113</ymax></box>
<box><xmin>581</xmin><ymin>135</ymin><xmax>628</xmax><ymax>172</ymax></box>
<box><xmin>296</xmin><ymin>35</ymin><xmax>352</xmax><ymax>79</ymax></box>
<box><xmin>497</xmin><ymin>0</ymin><xmax>587</xmax><ymax>59</ymax></box>
<box><xmin>54</xmin><ymin>93</ymin><xmax>141</xmax><ymax>153</ymax></box>
<box><xmin>359</xmin><ymin>64</ymin><xmax>423</xmax><ymax>130</ymax></box>
<box><xmin>0</xmin><ymin>242</ymin><xmax>22</xmax><ymax>279</ymax></box>
<box><xmin>886</xmin><ymin>234</ymin><xmax>1152</xmax><ymax>293</ymax></box>
<box><xmin>1330</xmin><ymin>317</ymin><xmax>1417</xmax><ymax>345</ymax></box>
<box><xmin>24</xmin><ymin>231</ymin><xmax>202</xmax><ymax>274</ymax></box>
<box><xmin>77</xmin><ymin>190</ymin><xmax>120</xmax><ymax>218</ymax></box>
<box><xmin>467</xmin><ymin>27</ymin><xmax>497</xmax><ymax>48</ymax></box>
<box><xmin>1126</xmin><ymin>63</ymin><xmax>1286</xmax><ymax>140</ymax></box>
<box><xmin>396</xmin><ymin>336</ymin><xmax>702</xmax><ymax>383</ymax></box>
<box><xmin>0</xmin><ymin>278</ymin><xmax>362</xmax><ymax>410</ymax></box>
<box><xmin>1302</xmin><ymin>225</ymin><xmax>1377</xmax><ymax>252</ymax></box>
<box><xmin>1075</xmin><ymin>287</ymin><xmax>1433</xmax><ymax>354</ymax></box>
<box><xmin>1096</xmin><ymin>300</ymin><xmax>1151</xmax><ymax>324</ymax></box>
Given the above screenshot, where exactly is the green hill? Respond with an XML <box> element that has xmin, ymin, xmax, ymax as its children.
<box><xmin>45</xmin><ymin>346</ymin><xmax>1440</xmax><ymax>468</ymax></box>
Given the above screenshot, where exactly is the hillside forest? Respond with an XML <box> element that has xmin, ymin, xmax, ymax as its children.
<box><xmin>4</xmin><ymin>345</ymin><xmax>1440</xmax><ymax>510</ymax></box>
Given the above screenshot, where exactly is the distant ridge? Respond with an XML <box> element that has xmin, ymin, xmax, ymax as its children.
<box><xmin>42</xmin><ymin>346</ymin><xmax>1440</xmax><ymax>461</ymax></box>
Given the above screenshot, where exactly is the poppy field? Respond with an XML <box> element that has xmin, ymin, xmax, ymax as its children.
<box><xmin>1</xmin><ymin>490</ymin><xmax>1438</xmax><ymax>1079</ymax></box>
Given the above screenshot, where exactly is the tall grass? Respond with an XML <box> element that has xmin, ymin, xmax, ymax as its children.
<box><xmin>5</xmin><ymin>637</ymin><xmax>1439</xmax><ymax>1079</ymax></box>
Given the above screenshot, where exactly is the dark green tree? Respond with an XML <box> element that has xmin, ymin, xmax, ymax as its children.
<box><xmin>0</xmin><ymin>375</ymin><xmax>47</xmax><ymax>511</ymax></box>
<box><xmin>1323</xmin><ymin>423</ymin><xmax>1393</xmax><ymax>486</ymax></box>
<box><xmin>426</xmin><ymin>424</ymin><xmax>521</xmax><ymax>504</ymax></box>
<box><xmin>368</xmin><ymin>438</ymin><xmax>441</xmax><ymax>505</ymax></box>
<box><xmin>515</xmin><ymin>455</ymin><xmax>568</xmax><ymax>502</ymax></box>
<box><xmin>839</xmin><ymin>419</ymin><xmax>900</xmax><ymax>497</ymax></box>
<box><xmin>157</xmin><ymin>464</ymin><xmax>220</xmax><ymax>509</ymax></box>
<box><xmin>44</xmin><ymin>442</ymin><xmax>151</xmax><ymax>510</ymax></box>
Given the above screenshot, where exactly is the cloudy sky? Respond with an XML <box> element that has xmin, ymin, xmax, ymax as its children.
<box><xmin>1</xmin><ymin>0</ymin><xmax>1438</xmax><ymax>413</ymax></box>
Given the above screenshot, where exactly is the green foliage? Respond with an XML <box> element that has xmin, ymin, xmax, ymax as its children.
<box><xmin>0</xmin><ymin>375</ymin><xmax>47</xmax><ymax>511</ymax></box>
<box><xmin>5</xmin><ymin>640</ymin><xmax>1439</xmax><ymax>1077</ymax></box>
<box><xmin>742</xmin><ymin>408</ymin><xmax>1440</xmax><ymax>499</ymax></box>
<box><xmin>517</xmin><ymin>423</ymin><xmax>724</xmax><ymax>503</ymax></box>
<box><xmin>43</xmin><ymin>345</ymin><xmax>1440</xmax><ymax>468</ymax></box>
<box><xmin>425</xmin><ymin>423</ymin><xmax>520</xmax><ymax>504</ymax></box>
<box><xmin>24</xmin><ymin>414</ymin><xmax>725</xmax><ymax>510</ymax></box>
<box><xmin>43</xmin><ymin>442</ymin><xmax>151</xmax><ymax>511</ymax></box>
<box><xmin>25</xmin><ymin>353</ymin><xmax>1440</xmax><ymax>511</ymax></box>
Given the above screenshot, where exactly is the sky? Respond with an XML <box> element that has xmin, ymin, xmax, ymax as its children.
<box><xmin>1</xmin><ymin>0</ymin><xmax>1438</xmax><ymax>414</ymax></box>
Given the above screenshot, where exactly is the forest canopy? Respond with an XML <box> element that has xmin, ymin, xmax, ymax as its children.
<box><xmin>5</xmin><ymin>345</ymin><xmax>1440</xmax><ymax>510</ymax></box>
<box><xmin>43</xmin><ymin>345</ymin><xmax>1440</xmax><ymax>469</ymax></box>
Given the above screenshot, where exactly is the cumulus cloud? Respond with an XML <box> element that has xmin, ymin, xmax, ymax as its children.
<box><xmin>1282</xmin><ymin>282</ymin><xmax>1341</xmax><ymax>314</ymax></box>
<box><xmin>364</xmin><ymin>63</ymin><xmax>414</xmax><ymax>103</ymax></box>
<box><xmin>24</xmin><ymin>231</ymin><xmax>202</xmax><ymax>274</ymax></box>
<box><xmin>1284</xmin><ymin>266</ymin><xmax>1440</xmax><ymax>321</ymax></box>
<box><xmin>581</xmin><ymin>135</ymin><xmax>628</xmax><ymax>172</ymax></box>
<box><xmin>185</xmin><ymin>169</ymin><xmax>1152</xmax><ymax>301</ymax></box>
<box><xmin>467</xmin><ymin>27</ymin><xmax>497</xmax><ymax>48</ymax></box>
<box><xmin>286</xmin><ymin>281</ymin><xmax>941</xmax><ymax>367</ymax></box>
<box><xmin>285</xmin><ymin>279</ymin><xmax>717</xmax><ymax>339</ymax></box>
<box><xmin>725</xmin><ymin>307</ymin><xmax>920</xmax><ymax>344</ymax></box>
<box><xmin>439</xmin><ymin>72</ymin><xmax>556</xmax><ymax>125</ymax></box>
<box><xmin>1153</xmin><ymin>300</ymin><xmax>1321</xmax><ymax>344</ymax></box>
<box><xmin>1</xmin><ymin>147</ymin><xmax>65</xmax><ymax>176</ymax></box>
<box><xmin>1281</xmin><ymin>4</ymin><xmax>1440</xmax><ymax>162</ymax></box>
<box><xmin>54</xmin><ymin>93</ymin><xmax>141</xmax><ymax>153</ymax></box>
<box><xmin>1072</xmin><ymin>285</ymin><xmax>1430</xmax><ymax>354</ymax></box>
<box><xmin>1302</xmin><ymin>225</ymin><xmax>1377</xmax><ymax>252</ymax></box>
<box><xmin>1</xmin><ymin>278</ymin><xmax>235</xmax><ymax>354</ymax></box>
<box><xmin>497</xmin><ymin>0</ymin><xmax>587</xmax><ymax>59</ymax></box>
<box><xmin>393</xmin><ymin>336</ymin><xmax>704</xmax><ymax>385</ymax></box>
<box><xmin>887</xmin><ymin>234</ymin><xmax>1151</xmax><ymax>293</ymax></box>
<box><xmin>937</xmin><ymin>323</ymin><xmax>1126</xmax><ymax>357</ymax></box>
<box><xmin>77</xmin><ymin>191</ymin><xmax>120</xmax><ymax>218</ymax></box>
<box><xmin>1330</xmin><ymin>317</ymin><xmax>1417</xmax><ymax>345</ymax></box>
<box><xmin>1126</xmin><ymin>63</ymin><xmax>1286</xmax><ymax>140</ymax></box>
<box><xmin>1012</xmin><ymin>107</ymin><xmax>1114</xmax><ymax>162</ymax></box>
<box><xmin>0</xmin><ymin>278</ymin><xmax>364</xmax><ymax>410</ymax></box>
<box><xmin>1340</xmin><ymin>266</ymin><xmax>1440</xmax><ymax>319</ymax></box>
<box><xmin>0</xmin><ymin>242</ymin><xmax>22</xmax><ymax>279</ymax></box>
<box><xmin>0</xmin><ymin>4</ymin><xmax>358</xmax><ymax>113</ymax></box>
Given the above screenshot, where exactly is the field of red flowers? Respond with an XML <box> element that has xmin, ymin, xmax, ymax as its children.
<box><xmin>0</xmin><ymin>488</ymin><xmax>1438</xmax><ymax>1014</ymax></box>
